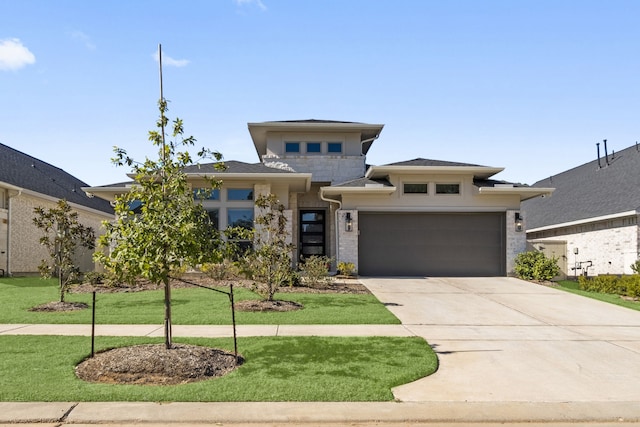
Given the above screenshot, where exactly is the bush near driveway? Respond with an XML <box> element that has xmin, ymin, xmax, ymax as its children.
<box><xmin>578</xmin><ymin>274</ymin><xmax>640</xmax><ymax>299</ymax></box>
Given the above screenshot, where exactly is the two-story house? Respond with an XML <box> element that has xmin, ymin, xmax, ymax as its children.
<box><xmin>85</xmin><ymin>120</ymin><xmax>552</xmax><ymax>276</ymax></box>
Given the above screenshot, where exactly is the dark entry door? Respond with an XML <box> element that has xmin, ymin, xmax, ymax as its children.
<box><xmin>299</xmin><ymin>210</ymin><xmax>325</xmax><ymax>260</ymax></box>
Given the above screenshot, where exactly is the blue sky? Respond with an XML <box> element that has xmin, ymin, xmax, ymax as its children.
<box><xmin>1</xmin><ymin>0</ymin><xmax>639</xmax><ymax>186</ymax></box>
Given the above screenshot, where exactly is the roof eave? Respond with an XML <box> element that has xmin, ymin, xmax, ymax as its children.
<box><xmin>321</xmin><ymin>186</ymin><xmax>397</xmax><ymax>195</ymax></box>
<box><xmin>248</xmin><ymin>121</ymin><xmax>384</xmax><ymax>157</ymax></box>
<box><xmin>366</xmin><ymin>165</ymin><xmax>505</xmax><ymax>180</ymax></box>
<box><xmin>478</xmin><ymin>187</ymin><xmax>555</xmax><ymax>201</ymax></box>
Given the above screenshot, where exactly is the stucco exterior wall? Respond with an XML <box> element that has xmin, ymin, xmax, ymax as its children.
<box><xmin>9</xmin><ymin>193</ymin><xmax>110</xmax><ymax>275</ymax></box>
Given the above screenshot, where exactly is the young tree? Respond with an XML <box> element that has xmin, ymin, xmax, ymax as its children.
<box><xmin>33</xmin><ymin>199</ymin><xmax>96</xmax><ymax>303</ymax></box>
<box><xmin>95</xmin><ymin>98</ymin><xmax>224</xmax><ymax>349</ymax></box>
<box><xmin>238</xmin><ymin>193</ymin><xmax>297</xmax><ymax>301</ymax></box>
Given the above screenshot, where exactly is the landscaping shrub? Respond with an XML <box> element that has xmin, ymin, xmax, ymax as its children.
<box><xmin>579</xmin><ymin>274</ymin><xmax>640</xmax><ymax>298</ymax></box>
<box><xmin>514</xmin><ymin>251</ymin><xmax>559</xmax><ymax>281</ymax></box>
<box><xmin>299</xmin><ymin>255</ymin><xmax>332</xmax><ymax>287</ymax></box>
<box><xmin>337</xmin><ymin>261</ymin><xmax>356</xmax><ymax>277</ymax></box>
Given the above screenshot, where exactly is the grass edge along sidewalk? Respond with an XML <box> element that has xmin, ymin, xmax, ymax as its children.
<box><xmin>0</xmin><ymin>277</ymin><xmax>400</xmax><ymax>325</ymax></box>
<box><xmin>0</xmin><ymin>335</ymin><xmax>437</xmax><ymax>402</ymax></box>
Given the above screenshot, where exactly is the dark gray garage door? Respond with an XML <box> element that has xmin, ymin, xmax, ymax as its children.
<box><xmin>358</xmin><ymin>212</ymin><xmax>506</xmax><ymax>276</ymax></box>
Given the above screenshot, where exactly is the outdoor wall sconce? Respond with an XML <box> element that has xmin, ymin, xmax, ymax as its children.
<box><xmin>345</xmin><ymin>212</ymin><xmax>353</xmax><ymax>232</ymax></box>
<box><xmin>515</xmin><ymin>212</ymin><xmax>523</xmax><ymax>232</ymax></box>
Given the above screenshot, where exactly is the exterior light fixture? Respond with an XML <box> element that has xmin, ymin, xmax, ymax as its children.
<box><xmin>345</xmin><ymin>212</ymin><xmax>353</xmax><ymax>232</ymax></box>
<box><xmin>515</xmin><ymin>212</ymin><xmax>523</xmax><ymax>232</ymax></box>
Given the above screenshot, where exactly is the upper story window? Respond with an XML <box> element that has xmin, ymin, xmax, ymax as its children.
<box><xmin>193</xmin><ymin>188</ymin><xmax>220</xmax><ymax>200</ymax></box>
<box><xmin>306</xmin><ymin>142</ymin><xmax>321</xmax><ymax>153</ymax></box>
<box><xmin>285</xmin><ymin>142</ymin><xmax>301</xmax><ymax>153</ymax></box>
<box><xmin>403</xmin><ymin>183</ymin><xmax>428</xmax><ymax>194</ymax></box>
<box><xmin>0</xmin><ymin>188</ymin><xmax>6</xmax><ymax>209</ymax></box>
<box><xmin>327</xmin><ymin>142</ymin><xmax>343</xmax><ymax>153</ymax></box>
<box><xmin>436</xmin><ymin>183</ymin><xmax>460</xmax><ymax>195</ymax></box>
<box><xmin>227</xmin><ymin>188</ymin><xmax>254</xmax><ymax>201</ymax></box>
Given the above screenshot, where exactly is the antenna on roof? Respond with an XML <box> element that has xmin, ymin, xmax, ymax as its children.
<box><xmin>636</xmin><ymin>141</ymin><xmax>639</xmax><ymax>152</ymax></box>
<box><xmin>596</xmin><ymin>142</ymin><xmax>602</xmax><ymax>168</ymax></box>
<box><xmin>603</xmin><ymin>139</ymin><xmax>610</xmax><ymax>166</ymax></box>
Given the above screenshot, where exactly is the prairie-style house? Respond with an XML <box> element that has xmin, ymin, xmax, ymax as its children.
<box><xmin>85</xmin><ymin>120</ymin><xmax>552</xmax><ymax>276</ymax></box>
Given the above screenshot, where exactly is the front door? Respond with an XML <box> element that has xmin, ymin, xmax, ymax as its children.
<box><xmin>299</xmin><ymin>210</ymin><xmax>325</xmax><ymax>261</ymax></box>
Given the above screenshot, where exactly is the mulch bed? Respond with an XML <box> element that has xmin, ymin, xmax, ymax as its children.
<box><xmin>75</xmin><ymin>343</ymin><xmax>241</xmax><ymax>385</ymax></box>
<box><xmin>49</xmin><ymin>274</ymin><xmax>367</xmax><ymax>386</ymax></box>
<box><xmin>29</xmin><ymin>301</ymin><xmax>89</xmax><ymax>312</ymax></box>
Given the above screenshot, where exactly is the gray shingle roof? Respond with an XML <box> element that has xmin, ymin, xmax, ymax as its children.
<box><xmin>523</xmin><ymin>143</ymin><xmax>640</xmax><ymax>229</ymax></box>
<box><xmin>0</xmin><ymin>143</ymin><xmax>114</xmax><ymax>214</ymax></box>
<box><xmin>383</xmin><ymin>158</ymin><xmax>487</xmax><ymax>167</ymax></box>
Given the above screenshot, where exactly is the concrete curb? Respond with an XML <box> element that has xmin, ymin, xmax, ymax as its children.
<box><xmin>2</xmin><ymin>401</ymin><xmax>639</xmax><ymax>424</ymax></box>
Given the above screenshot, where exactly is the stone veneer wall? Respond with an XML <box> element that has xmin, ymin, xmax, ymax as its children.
<box><xmin>9</xmin><ymin>194</ymin><xmax>110</xmax><ymax>275</ymax></box>
<box><xmin>263</xmin><ymin>156</ymin><xmax>366</xmax><ymax>184</ymax></box>
<box><xmin>506</xmin><ymin>209</ymin><xmax>527</xmax><ymax>275</ymax></box>
<box><xmin>337</xmin><ymin>209</ymin><xmax>358</xmax><ymax>271</ymax></box>
<box><xmin>535</xmin><ymin>226</ymin><xmax>639</xmax><ymax>276</ymax></box>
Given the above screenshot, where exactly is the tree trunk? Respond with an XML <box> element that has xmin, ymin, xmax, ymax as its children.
<box><xmin>163</xmin><ymin>276</ymin><xmax>172</xmax><ymax>349</ymax></box>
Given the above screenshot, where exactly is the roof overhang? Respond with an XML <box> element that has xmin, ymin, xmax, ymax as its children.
<box><xmin>248</xmin><ymin>121</ymin><xmax>384</xmax><ymax>158</ymax></box>
<box><xmin>81</xmin><ymin>183</ymin><xmax>135</xmax><ymax>202</ymax></box>
<box><xmin>527</xmin><ymin>209</ymin><xmax>638</xmax><ymax>233</ymax></box>
<box><xmin>320</xmin><ymin>185</ymin><xmax>397</xmax><ymax>196</ymax></box>
<box><xmin>366</xmin><ymin>165</ymin><xmax>505</xmax><ymax>180</ymax></box>
<box><xmin>478</xmin><ymin>186</ymin><xmax>555</xmax><ymax>201</ymax></box>
<box><xmin>185</xmin><ymin>172</ymin><xmax>312</xmax><ymax>192</ymax></box>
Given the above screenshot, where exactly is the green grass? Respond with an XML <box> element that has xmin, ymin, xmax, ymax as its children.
<box><xmin>0</xmin><ymin>335</ymin><xmax>437</xmax><ymax>401</ymax></box>
<box><xmin>556</xmin><ymin>280</ymin><xmax>640</xmax><ymax>311</ymax></box>
<box><xmin>0</xmin><ymin>277</ymin><xmax>399</xmax><ymax>325</ymax></box>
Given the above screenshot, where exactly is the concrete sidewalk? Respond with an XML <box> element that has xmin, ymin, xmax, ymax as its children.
<box><xmin>2</xmin><ymin>401</ymin><xmax>640</xmax><ymax>425</ymax></box>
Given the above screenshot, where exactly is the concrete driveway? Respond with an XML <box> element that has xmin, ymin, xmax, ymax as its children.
<box><xmin>360</xmin><ymin>277</ymin><xmax>640</xmax><ymax>403</ymax></box>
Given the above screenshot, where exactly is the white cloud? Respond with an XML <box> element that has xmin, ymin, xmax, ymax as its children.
<box><xmin>70</xmin><ymin>30</ymin><xmax>96</xmax><ymax>50</ymax></box>
<box><xmin>0</xmin><ymin>38</ymin><xmax>36</xmax><ymax>71</ymax></box>
<box><xmin>234</xmin><ymin>0</ymin><xmax>267</xmax><ymax>11</ymax></box>
<box><xmin>152</xmin><ymin>51</ymin><xmax>190</xmax><ymax>67</ymax></box>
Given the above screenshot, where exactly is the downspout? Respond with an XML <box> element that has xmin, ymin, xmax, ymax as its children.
<box><xmin>319</xmin><ymin>188</ymin><xmax>341</xmax><ymax>272</ymax></box>
<box><xmin>360</xmin><ymin>135</ymin><xmax>380</xmax><ymax>173</ymax></box>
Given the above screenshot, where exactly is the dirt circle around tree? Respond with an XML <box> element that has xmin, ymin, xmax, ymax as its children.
<box><xmin>75</xmin><ymin>343</ymin><xmax>242</xmax><ymax>385</ymax></box>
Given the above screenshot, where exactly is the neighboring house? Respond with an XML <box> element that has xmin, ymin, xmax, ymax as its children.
<box><xmin>523</xmin><ymin>142</ymin><xmax>640</xmax><ymax>278</ymax></box>
<box><xmin>85</xmin><ymin>120</ymin><xmax>552</xmax><ymax>277</ymax></box>
<box><xmin>0</xmin><ymin>143</ymin><xmax>114</xmax><ymax>276</ymax></box>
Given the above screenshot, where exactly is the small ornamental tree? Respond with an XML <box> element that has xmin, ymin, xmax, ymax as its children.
<box><xmin>95</xmin><ymin>98</ymin><xmax>225</xmax><ymax>349</ymax></box>
<box><xmin>238</xmin><ymin>193</ymin><xmax>297</xmax><ymax>301</ymax></box>
<box><xmin>33</xmin><ymin>199</ymin><xmax>96</xmax><ymax>302</ymax></box>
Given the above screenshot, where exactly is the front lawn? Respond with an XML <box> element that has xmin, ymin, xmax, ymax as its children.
<box><xmin>556</xmin><ymin>280</ymin><xmax>640</xmax><ymax>311</ymax></box>
<box><xmin>0</xmin><ymin>335</ymin><xmax>436</xmax><ymax>401</ymax></box>
<box><xmin>0</xmin><ymin>277</ymin><xmax>400</xmax><ymax>325</ymax></box>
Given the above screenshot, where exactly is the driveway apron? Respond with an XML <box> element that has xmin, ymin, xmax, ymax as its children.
<box><xmin>360</xmin><ymin>277</ymin><xmax>640</xmax><ymax>403</ymax></box>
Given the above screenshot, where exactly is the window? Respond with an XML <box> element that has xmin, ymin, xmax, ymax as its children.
<box><xmin>327</xmin><ymin>142</ymin><xmax>343</xmax><ymax>153</ymax></box>
<box><xmin>228</xmin><ymin>208</ymin><xmax>254</xmax><ymax>230</ymax></box>
<box><xmin>436</xmin><ymin>183</ymin><xmax>460</xmax><ymax>194</ymax></box>
<box><xmin>206</xmin><ymin>208</ymin><xmax>219</xmax><ymax>229</ymax></box>
<box><xmin>306</xmin><ymin>142</ymin><xmax>321</xmax><ymax>153</ymax></box>
<box><xmin>227</xmin><ymin>188</ymin><xmax>254</xmax><ymax>201</ymax></box>
<box><xmin>404</xmin><ymin>183</ymin><xmax>428</xmax><ymax>194</ymax></box>
<box><xmin>193</xmin><ymin>188</ymin><xmax>220</xmax><ymax>200</ymax></box>
<box><xmin>285</xmin><ymin>142</ymin><xmax>300</xmax><ymax>153</ymax></box>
